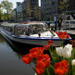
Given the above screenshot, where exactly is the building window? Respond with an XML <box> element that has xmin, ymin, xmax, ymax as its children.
<box><xmin>52</xmin><ymin>1</ymin><xmax>55</xmax><ymax>5</ymax></box>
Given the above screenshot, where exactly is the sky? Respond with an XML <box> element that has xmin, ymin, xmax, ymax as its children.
<box><xmin>0</xmin><ymin>0</ymin><xmax>23</xmax><ymax>8</ymax></box>
<box><xmin>0</xmin><ymin>0</ymin><xmax>41</xmax><ymax>8</ymax></box>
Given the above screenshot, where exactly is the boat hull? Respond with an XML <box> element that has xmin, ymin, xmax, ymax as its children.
<box><xmin>0</xmin><ymin>29</ymin><xmax>71</xmax><ymax>46</ymax></box>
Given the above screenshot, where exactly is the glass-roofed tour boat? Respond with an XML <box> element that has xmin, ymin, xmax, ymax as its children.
<box><xmin>0</xmin><ymin>22</ymin><xmax>72</xmax><ymax>46</ymax></box>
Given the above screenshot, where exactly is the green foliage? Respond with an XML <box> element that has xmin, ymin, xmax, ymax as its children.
<box><xmin>0</xmin><ymin>4</ymin><xmax>3</xmax><ymax>20</ymax></box>
<box><xmin>71</xmin><ymin>48</ymin><xmax>75</xmax><ymax>75</ymax></box>
<box><xmin>72</xmin><ymin>65</ymin><xmax>75</xmax><ymax>75</ymax></box>
<box><xmin>0</xmin><ymin>0</ymin><xmax>13</xmax><ymax>21</ymax></box>
<box><xmin>58</xmin><ymin>0</ymin><xmax>69</xmax><ymax>13</ymax></box>
<box><xmin>1</xmin><ymin>0</ymin><xmax>13</xmax><ymax>13</ymax></box>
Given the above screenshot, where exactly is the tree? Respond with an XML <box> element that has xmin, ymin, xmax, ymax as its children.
<box><xmin>0</xmin><ymin>4</ymin><xmax>3</xmax><ymax>20</ymax></box>
<box><xmin>1</xmin><ymin>0</ymin><xmax>13</xmax><ymax>20</ymax></box>
<box><xmin>58</xmin><ymin>0</ymin><xmax>69</xmax><ymax>13</ymax></box>
<box><xmin>2</xmin><ymin>13</ymin><xmax>7</xmax><ymax>21</ymax></box>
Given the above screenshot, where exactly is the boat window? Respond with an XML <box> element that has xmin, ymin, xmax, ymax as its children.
<box><xmin>14</xmin><ymin>24</ymin><xmax>48</xmax><ymax>36</ymax></box>
<box><xmin>8</xmin><ymin>27</ymin><xmax>13</xmax><ymax>32</ymax></box>
<box><xmin>27</xmin><ymin>24</ymin><xmax>48</xmax><ymax>34</ymax></box>
<box><xmin>65</xmin><ymin>21</ymin><xmax>69</xmax><ymax>23</ymax></box>
<box><xmin>3</xmin><ymin>26</ymin><xmax>13</xmax><ymax>33</ymax></box>
<box><xmin>14</xmin><ymin>26</ymin><xmax>25</xmax><ymax>35</ymax></box>
<box><xmin>70</xmin><ymin>21</ymin><xmax>75</xmax><ymax>24</ymax></box>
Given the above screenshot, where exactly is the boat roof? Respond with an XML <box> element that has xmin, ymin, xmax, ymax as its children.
<box><xmin>1</xmin><ymin>22</ymin><xmax>47</xmax><ymax>27</ymax></box>
<box><xmin>1</xmin><ymin>22</ymin><xmax>19</xmax><ymax>27</ymax></box>
<box><xmin>17</xmin><ymin>22</ymin><xmax>47</xmax><ymax>26</ymax></box>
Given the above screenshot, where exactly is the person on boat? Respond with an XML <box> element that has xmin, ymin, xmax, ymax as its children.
<box><xmin>58</xmin><ymin>17</ymin><xmax>63</xmax><ymax>30</ymax></box>
<box><xmin>54</xmin><ymin>16</ymin><xmax>58</xmax><ymax>31</ymax></box>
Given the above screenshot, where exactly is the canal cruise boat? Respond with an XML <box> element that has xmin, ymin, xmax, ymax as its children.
<box><xmin>0</xmin><ymin>22</ymin><xmax>72</xmax><ymax>46</ymax></box>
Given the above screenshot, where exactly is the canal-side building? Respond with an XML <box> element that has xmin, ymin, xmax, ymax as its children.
<box><xmin>16</xmin><ymin>2</ymin><xmax>23</xmax><ymax>22</ymax></box>
<box><xmin>22</xmin><ymin>0</ymin><xmax>27</xmax><ymax>21</ymax></box>
<box><xmin>25</xmin><ymin>0</ymin><xmax>39</xmax><ymax>20</ymax></box>
<box><xmin>69</xmin><ymin>0</ymin><xmax>75</xmax><ymax>11</ymax></box>
<box><xmin>68</xmin><ymin>0</ymin><xmax>75</xmax><ymax>19</ymax></box>
<box><xmin>41</xmin><ymin>0</ymin><xmax>58</xmax><ymax>21</ymax></box>
<box><xmin>11</xmin><ymin>8</ymin><xmax>17</xmax><ymax>22</ymax></box>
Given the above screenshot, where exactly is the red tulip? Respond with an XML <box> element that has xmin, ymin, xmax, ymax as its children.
<box><xmin>22</xmin><ymin>54</ymin><xmax>33</xmax><ymax>64</ymax></box>
<box><xmin>43</xmin><ymin>45</ymin><xmax>50</xmax><ymax>50</ymax></box>
<box><xmin>29</xmin><ymin>47</ymin><xmax>44</xmax><ymax>58</ymax></box>
<box><xmin>56</xmin><ymin>32</ymin><xmax>70</xmax><ymax>39</ymax></box>
<box><xmin>70</xmin><ymin>40</ymin><xmax>75</xmax><ymax>47</ymax></box>
<box><xmin>59</xmin><ymin>32</ymin><xmax>63</xmax><ymax>35</ymax></box>
<box><xmin>35</xmin><ymin>66</ymin><xmax>44</xmax><ymax>75</ymax></box>
<box><xmin>63</xmin><ymin>32</ymin><xmax>67</xmax><ymax>35</ymax></box>
<box><xmin>35</xmin><ymin>61</ymin><xmax>46</xmax><ymax>75</ymax></box>
<box><xmin>48</xmin><ymin>40</ymin><xmax>56</xmax><ymax>47</ymax></box>
<box><xmin>31</xmin><ymin>52</ymin><xmax>43</xmax><ymax>59</ymax></box>
<box><xmin>54</xmin><ymin>60</ymin><xmax>69</xmax><ymax>75</ymax></box>
<box><xmin>70</xmin><ymin>40</ymin><xmax>73</xmax><ymax>43</ymax></box>
<box><xmin>30</xmin><ymin>47</ymin><xmax>44</xmax><ymax>54</ymax></box>
<box><xmin>37</xmin><ymin>54</ymin><xmax>50</xmax><ymax>68</ymax></box>
<box><xmin>48</xmin><ymin>40</ymin><xmax>53</xmax><ymax>44</ymax></box>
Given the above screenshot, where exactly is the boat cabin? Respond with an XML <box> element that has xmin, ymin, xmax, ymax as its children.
<box><xmin>14</xmin><ymin>23</ymin><xmax>48</xmax><ymax>36</ymax></box>
<box><xmin>1</xmin><ymin>22</ymin><xmax>49</xmax><ymax>36</ymax></box>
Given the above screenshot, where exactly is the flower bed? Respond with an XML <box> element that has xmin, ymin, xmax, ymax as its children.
<box><xmin>22</xmin><ymin>40</ymin><xmax>75</xmax><ymax>75</ymax></box>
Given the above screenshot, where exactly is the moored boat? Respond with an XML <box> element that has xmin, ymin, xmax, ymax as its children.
<box><xmin>0</xmin><ymin>22</ymin><xmax>72</xmax><ymax>46</ymax></box>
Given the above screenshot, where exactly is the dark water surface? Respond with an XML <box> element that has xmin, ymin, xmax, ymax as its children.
<box><xmin>0</xmin><ymin>35</ymin><xmax>34</xmax><ymax>75</ymax></box>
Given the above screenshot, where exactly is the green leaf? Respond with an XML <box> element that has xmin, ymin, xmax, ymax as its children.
<box><xmin>72</xmin><ymin>66</ymin><xmax>75</xmax><ymax>75</ymax></box>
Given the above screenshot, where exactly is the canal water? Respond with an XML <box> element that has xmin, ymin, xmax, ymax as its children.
<box><xmin>0</xmin><ymin>34</ymin><xmax>34</xmax><ymax>75</ymax></box>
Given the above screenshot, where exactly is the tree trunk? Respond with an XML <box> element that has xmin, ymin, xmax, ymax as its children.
<box><xmin>0</xmin><ymin>13</ymin><xmax>1</xmax><ymax>20</ymax></box>
<box><xmin>7</xmin><ymin>10</ymin><xmax>8</xmax><ymax>21</ymax></box>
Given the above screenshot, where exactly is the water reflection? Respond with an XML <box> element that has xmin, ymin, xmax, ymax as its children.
<box><xmin>0</xmin><ymin>34</ymin><xmax>34</xmax><ymax>75</ymax></box>
<box><xmin>0</xmin><ymin>35</ymin><xmax>5</xmax><ymax>43</ymax></box>
<box><xmin>6</xmin><ymin>38</ymin><xmax>38</xmax><ymax>57</ymax></box>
